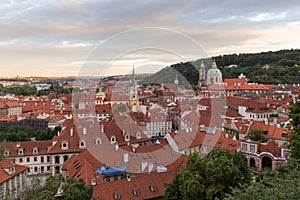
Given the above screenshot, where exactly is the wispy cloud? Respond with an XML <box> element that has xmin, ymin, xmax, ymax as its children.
<box><xmin>0</xmin><ymin>0</ymin><xmax>300</xmax><ymax>76</ymax></box>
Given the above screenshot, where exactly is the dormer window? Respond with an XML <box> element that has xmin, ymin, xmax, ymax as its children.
<box><xmin>124</xmin><ymin>134</ymin><xmax>130</xmax><ymax>142</ymax></box>
<box><xmin>18</xmin><ymin>149</ymin><xmax>24</xmax><ymax>155</ymax></box>
<box><xmin>114</xmin><ymin>193</ymin><xmax>121</xmax><ymax>200</ymax></box>
<box><xmin>61</xmin><ymin>141</ymin><xmax>68</xmax><ymax>150</ymax></box>
<box><xmin>9</xmin><ymin>167</ymin><xmax>16</xmax><ymax>175</ymax></box>
<box><xmin>95</xmin><ymin>138</ymin><xmax>102</xmax><ymax>145</ymax></box>
<box><xmin>4</xmin><ymin>150</ymin><xmax>9</xmax><ymax>156</ymax></box>
<box><xmin>133</xmin><ymin>189</ymin><xmax>140</xmax><ymax>196</ymax></box>
<box><xmin>150</xmin><ymin>185</ymin><xmax>157</xmax><ymax>192</ymax></box>
<box><xmin>136</xmin><ymin>132</ymin><xmax>142</xmax><ymax>139</ymax></box>
<box><xmin>110</xmin><ymin>136</ymin><xmax>116</xmax><ymax>144</ymax></box>
<box><xmin>33</xmin><ymin>147</ymin><xmax>38</xmax><ymax>154</ymax></box>
<box><xmin>91</xmin><ymin>179</ymin><xmax>96</xmax><ymax>186</ymax></box>
<box><xmin>79</xmin><ymin>140</ymin><xmax>86</xmax><ymax>149</ymax></box>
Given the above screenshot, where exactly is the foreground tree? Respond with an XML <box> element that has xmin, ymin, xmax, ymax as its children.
<box><xmin>165</xmin><ymin>148</ymin><xmax>251</xmax><ymax>200</ymax></box>
<box><xmin>24</xmin><ymin>176</ymin><xmax>93</xmax><ymax>200</ymax></box>
<box><xmin>288</xmin><ymin>95</ymin><xmax>300</xmax><ymax>160</ymax></box>
<box><xmin>226</xmin><ymin>160</ymin><xmax>300</xmax><ymax>200</ymax></box>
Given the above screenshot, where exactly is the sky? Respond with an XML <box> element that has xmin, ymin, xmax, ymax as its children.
<box><xmin>1</xmin><ymin>0</ymin><xmax>300</xmax><ymax>77</ymax></box>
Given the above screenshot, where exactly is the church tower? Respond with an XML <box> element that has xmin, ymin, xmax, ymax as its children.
<box><xmin>198</xmin><ymin>61</ymin><xmax>206</xmax><ymax>88</ymax></box>
<box><xmin>129</xmin><ymin>65</ymin><xmax>139</xmax><ymax>106</ymax></box>
<box><xmin>174</xmin><ymin>74</ymin><xmax>179</xmax><ymax>85</ymax></box>
<box><xmin>206</xmin><ymin>60</ymin><xmax>222</xmax><ymax>85</ymax></box>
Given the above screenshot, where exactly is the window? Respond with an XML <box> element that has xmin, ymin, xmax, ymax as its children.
<box><xmin>55</xmin><ymin>156</ymin><xmax>60</xmax><ymax>164</ymax></box>
<box><xmin>41</xmin><ymin>166</ymin><xmax>44</xmax><ymax>172</ymax></box>
<box><xmin>63</xmin><ymin>155</ymin><xmax>69</xmax><ymax>162</ymax></box>
<box><xmin>41</xmin><ymin>156</ymin><xmax>44</xmax><ymax>163</ymax></box>
<box><xmin>61</xmin><ymin>141</ymin><xmax>68</xmax><ymax>149</ymax></box>
<box><xmin>136</xmin><ymin>132</ymin><xmax>141</xmax><ymax>139</ymax></box>
<box><xmin>47</xmin><ymin>166</ymin><xmax>50</xmax><ymax>171</ymax></box>
<box><xmin>27</xmin><ymin>157</ymin><xmax>30</xmax><ymax>162</ymax></box>
<box><xmin>34</xmin><ymin>157</ymin><xmax>37</xmax><ymax>162</ymax></box>
<box><xmin>4</xmin><ymin>150</ymin><xmax>9</xmax><ymax>156</ymax></box>
<box><xmin>18</xmin><ymin>149</ymin><xmax>24</xmax><ymax>155</ymax></box>
<box><xmin>133</xmin><ymin>189</ymin><xmax>140</xmax><ymax>196</ymax></box>
<box><xmin>33</xmin><ymin>147</ymin><xmax>38</xmax><ymax>154</ymax></box>
<box><xmin>19</xmin><ymin>158</ymin><xmax>23</xmax><ymax>163</ymax></box>
<box><xmin>34</xmin><ymin>167</ymin><xmax>38</xmax><ymax>172</ymax></box>
<box><xmin>47</xmin><ymin>156</ymin><xmax>50</xmax><ymax>162</ymax></box>
<box><xmin>110</xmin><ymin>136</ymin><xmax>116</xmax><ymax>143</ymax></box>
<box><xmin>250</xmin><ymin>145</ymin><xmax>255</xmax><ymax>153</ymax></box>
<box><xmin>95</xmin><ymin>138</ymin><xmax>102</xmax><ymax>144</ymax></box>
<box><xmin>150</xmin><ymin>185</ymin><xmax>157</xmax><ymax>192</ymax></box>
<box><xmin>242</xmin><ymin>144</ymin><xmax>247</xmax><ymax>151</ymax></box>
<box><xmin>114</xmin><ymin>193</ymin><xmax>121</xmax><ymax>200</ymax></box>
<box><xmin>79</xmin><ymin>140</ymin><xmax>85</xmax><ymax>148</ymax></box>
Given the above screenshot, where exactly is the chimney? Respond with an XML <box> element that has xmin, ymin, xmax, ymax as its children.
<box><xmin>83</xmin><ymin>127</ymin><xmax>87</xmax><ymax>135</ymax></box>
<box><xmin>70</xmin><ymin>128</ymin><xmax>73</xmax><ymax>136</ymax></box>
<box><xmin>225</xmin><ymin>133</ymin><xmax>228</xmax><ymax>139</ymax></box>
<box><xmin>142</xmin><ymin>161</ymin><xmax>148</xmax><ymax>172</ymax></box>
<box><xmin>101</xmin><ymin>125</ymin><xmax>104</xmax><ymax>133</ymax></box>
<box><xmin>123</xmin><ymin>152</ymin><xmax>129</xmax><ymax>163</ymax></box>
<box><xmin>233</xmin><ymin>134</ymin><xmax>236</xmax><ymax>140</ymax></box>
<box><xmin>148</xmin><ymin>162</ymin><xmax>154</xmax><ymax>173</ymax></box>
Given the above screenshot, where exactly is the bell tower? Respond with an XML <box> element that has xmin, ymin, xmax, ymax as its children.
<box><xmin>129</xmin><ymin>65</ymin><xmax>139</xmax><ymax>106</ymax></box>
<box><xmin>198</xmin><ymin>61</ymin><xmax>206</xmax><ymax>89</ymax></box>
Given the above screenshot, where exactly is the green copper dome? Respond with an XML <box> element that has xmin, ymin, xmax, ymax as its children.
<box><xmin>207</xmin><ymin>68</ymin><xmax>222</xmax><ymax>74</ymax></box>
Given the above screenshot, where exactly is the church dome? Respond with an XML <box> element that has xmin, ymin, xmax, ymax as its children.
<box><xmin>207</xmin><ymin>68</ymin><xmax>222</xmax><ymax>75</ymax></box>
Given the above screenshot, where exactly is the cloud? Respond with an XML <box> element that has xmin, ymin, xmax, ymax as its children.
<box><xmin>0</xmin><ymin>0</ymin><xmax>300</xmax><ymax>76</ymax></box>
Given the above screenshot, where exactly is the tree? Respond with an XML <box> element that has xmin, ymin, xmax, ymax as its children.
<box><xmin>165</xmin><ymin>148</ymin><xmax>251</xmax><ymax>200</ymax></box>
<box><xmin>247</xmin><ymin>129</ymin><xmax>268</xmax><ymax>143</ymax></box>
<box><xmin>226</xmin><ymin>161</ymin><xmax>300</xmax><ymax>200</ymax></box>
<box><xmin>24</xmin><ymin>176</ymin><xmax>93</xmax><ymax>200</ymax></box>
<box><xmin>288</xmin><ymin>94</ymin><xmax>300</xmax><ymax>160</ymax></box>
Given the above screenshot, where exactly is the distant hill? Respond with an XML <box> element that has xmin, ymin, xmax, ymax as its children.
<box><xmin>139</xmin><ymin>49</ymin><xmax>300</xmax><ymax>88</ymax></box>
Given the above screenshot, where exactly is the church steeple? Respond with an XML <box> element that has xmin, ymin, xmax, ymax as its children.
<box><xmin>129</xmin><ymin>65</ymin><xmax>139</xmax><ymax>106</ymax></box>
<box><xmin>212</xmin><ymin>59</ymin><xmax>217</xmax><ymax>69</ymax></box>
<box><xmin>131</xmin><ymin>65</ymin><xmax>136</xmax><ymax>89</ymax></box>
<box><xmin>198</xmin><ymin>60</ymin><xmax>206</xmax><ymax>89</ymax></box>
<box><xmin>174</xmin><ymin>74</ymin><xmax>179</xmax><ymax>85</ymax></box>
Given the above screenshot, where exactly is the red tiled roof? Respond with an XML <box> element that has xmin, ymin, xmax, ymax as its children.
<box><xmin>92</xmin><ymin>171</ymin><xmax>176</xmax><ymax>200</ymax></box>
<box><xmin>62</xmin><ymin>149</ymin><xmax>104</xmax><ymax>186</ymax></box>
<box><xmin>4</xmin><ymin>140</ymin><xmax>52</xmax><ymax>157</ymax></box>
<box><xmin>258</xmin><ymin>140</ymin><xmax>282</xmax><ymax>156</ymax></box>
<box><xmin>0</xmin><ymin>160</ymin><xmax>28</xmax><ymax>184</ymax></box>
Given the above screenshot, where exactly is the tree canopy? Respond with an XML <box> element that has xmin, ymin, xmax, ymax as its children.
<box><xmin>164</xmin><ymin>148</ymin><xmax>251</xmax><ymax>200</ymax></box>
<box><xmin>140</xmin><ymin>49</ymin><xmax>300</xmax><ymax>87</ymax></box>
<box><xmin>0</xmin><ymin>126</ymin><xmax>60</xmax><ymax>142</ymax></box>
<box><xmin>288</xmin><ymin>94</ymin><xmax>300</xmax><ymax>160</ymax></box>
<box><xmin>24</xmin><ymin>176</ymin><xmax>93</xmax><ymax>200</ymax></box>
<box><xmin>226</xmin><ymin>160</ymin><xmax>300</xmax><ymax>200</ymax></box>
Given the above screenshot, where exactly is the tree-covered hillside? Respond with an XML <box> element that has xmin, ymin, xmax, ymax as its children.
<box><xmin>139</xmin><ymin>49</ymin><xmax>300</xmax><ymax>87</ymax></box>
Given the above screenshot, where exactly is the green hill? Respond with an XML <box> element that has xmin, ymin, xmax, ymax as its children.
<box><xmin>139</xmin><ymin>49</ymin><xmax>300</xmax><ymax>88</ymax></box>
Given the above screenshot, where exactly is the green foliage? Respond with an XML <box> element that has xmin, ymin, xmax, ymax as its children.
<box><xmin>62</xmin><ymin>179</ymin><xmax>93</xmax><ymax>200</ymax></box>
<box><xmin>24</xmin><ymin>176</ymin><xmax>93</xmax><ymax>200</ymax></box>
<box><xmin>226</xmin><ymin>160</ymin><xmax>300</xmax><ymax>200</ymax></box>
<box><xmin>288</xmin><ymin>97</ymin><xmax>300</xmax><ymax>160</ymax></box>
<box><xmin>38</xmin><ymin>89</ymin><xmax>50</xmax><ymax>96</ymax></box>
<box><xmin>0</xmin><ymin>126</ymin><xmax>60</xmax><ymax>142</ymax></box>
<box><xmin>247</xmin><ymin>129</ymin><xmax>268</xmax><ymax>143</ymax></box>
<box><xmin>165</xmin><ymin>148</ymin><xmax>251</xmax><ymax>200</ymax></box>
<box><xmin>0</xmin><ymin>126</ymin><xmax>31</xmax><ymax>142</ymax></box>
<box><xmin>3</xmin><ymin>85</ymin><xmax>37</xmax><ymax>96</ymax></box>
<box><xmin>141</xmin><ymin>49</ymin><xmax>300</xmax><ymax>86</ymax></box>
<box><xmin>35</xmin><ymin>126</ymin><xmax>61</xmax><ymax>141</ymax></box>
